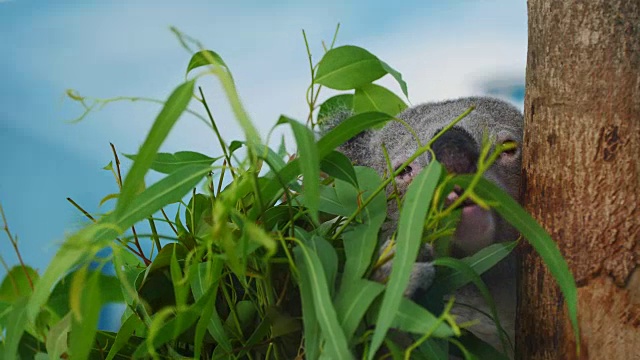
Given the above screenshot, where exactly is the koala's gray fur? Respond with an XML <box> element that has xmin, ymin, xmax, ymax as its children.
<box><xmin>323</xmin><ymin>96</ymin><xmax>523</xmax><ymax>356</ymax></box>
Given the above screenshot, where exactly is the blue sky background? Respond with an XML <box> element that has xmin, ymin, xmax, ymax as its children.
<box><xmin>0</xmin><ymin>1</ymin><xmax>526</xmax><ymax>282</ymax></box>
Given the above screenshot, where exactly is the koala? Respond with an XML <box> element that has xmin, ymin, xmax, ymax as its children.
<box><xmin>324</xmin><ymin>97</ymin><xmax>523</xmax><ymax>356</ymax></box>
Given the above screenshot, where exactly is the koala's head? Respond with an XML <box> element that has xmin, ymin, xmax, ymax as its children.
<box><xmin>327</xmin><ymin>97</ymin><xmax>523</xmax><ymax>256</ymax></box>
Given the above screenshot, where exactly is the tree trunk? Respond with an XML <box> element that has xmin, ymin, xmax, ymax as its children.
<box><xmin>518</xmin><ymin>1</ymin><xmax>640</xmax><ymax>359</ymax></box>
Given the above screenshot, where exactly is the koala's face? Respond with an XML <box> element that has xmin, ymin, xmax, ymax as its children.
<box><xmin>356</xmin><ymin>97</ymin><xmax>524</xmax><ymax>256</ymax></box>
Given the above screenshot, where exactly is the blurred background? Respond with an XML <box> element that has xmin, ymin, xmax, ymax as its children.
<box><xmin>0</xmin><ymin>0</ymin><xmax>526</xmax><ymax>330</ymax></box>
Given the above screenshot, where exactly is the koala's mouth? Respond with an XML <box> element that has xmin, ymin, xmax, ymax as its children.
<box><xmin>444</xmin><ymin>186</ymin><xmax>476</xmax><ymax>210</ymax></box>
<box><xmin>445</xmin><ymin>186</ymin><xmax>496</xmax><ymax>255</ymax></box>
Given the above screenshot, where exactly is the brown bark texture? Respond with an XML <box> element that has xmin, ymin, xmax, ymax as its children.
<box><xmin>518</xmin><ymin>1</ymin><xmax>640</xmax><ymax>359</ymax></box>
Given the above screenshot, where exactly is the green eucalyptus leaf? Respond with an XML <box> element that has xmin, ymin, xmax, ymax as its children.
<box><xmin>317</xmin><ymin>94</ymin><xmax>354</xmax><ymax>125</ymax></box>
<box><xmin>229</xmin><ymin>140</ymin><xmax>244</xmax><ymax>153</ymax></box>
<box><xmin>317</xmin><ymin>112</ymin><xmax>392</xmax><ymax>156</ymax></box>
<box><xmin>354</xmin><ymin>83</ymin><xmax>407</xmax><ymax>116</ymax></box>
<box><xmin>429</xmin><ymin>241</ymin><xmax>518</xmax><ymax>295</ymax></box>
<box><xmin>337</xmin><ymin>166</ymin><xmax>387</xmax><ymax>289</ymax></box>
<box><xmin>186</xmin><ymin>50</ymin><xmax>230</xmax><ymax>77</ymax></box>
<box><xmin>294</xmin><ymin>244</ymin><xmax>352</xmax><ymax>359</ymax></box>
<box><xmin>320</xmin><ymin>150</ymin><xmax>359</xmax><ymax>188</ymax></box>
<box><xmin>306</xmin><ymin>235</ymin><xmax>339</xmax><ymax>298</ymax></box>
<box><xmin>380</xmin><ymin>61</ymin><xmax>409</xmax><ymax>98</ymax></box>
<box><xmin>302</xmin><ymin>185</ymin><xmax>352</xmax><ymax>217</ymax></box>
<box><xmin>3</xmin><ymin>301</ymin><xmax>28</xmax><ymax>359</ymax></box>
<box><xmin>69</xmin><ymin>269</ymin><xmax>102</xmax><ymax>360</ymax></box>
<box><xmin>260</xmin><ymin>205</ymin><xmax>295</xmax><ymax>230</ymax></box>
<box><xmin>115</xmin><ymin>80</ymin><xmax>195</xmax><ymax>218</ymax></box>
<box><xmin>186</xmin><ymin>193</ymin><xmax>211</xmax><ymax>235</ymax></box>
<box><xmin>391</xmin><ymin>298</ymin><xmax>454</xmax><ymax>338</ymax></box>
<box><xmin>369</xmin><ymin>161</ymin><xmax>442</xmax><ymax>359</ymax></box>
<box><xmin>315</xmin><ymin>45</ymin><xmax>387</xmax><ymax>90</ymax></box>
<box><xmin>147</xmin><ymin>243</ymin><xmax>189</xmax><ymax>274</ymax></box>
<box><xmin>334</xmin><ymin>279</ymin><xmax>384</xmax><ymax>340</ymax></box>
<box><xmin>190</xmin><ymin>261</ymin><xmax>232</xmax><ymax>353</ymax></box>
<box><xmin>282</xmin><ymin>116</ymin><xmax>321</xmax><ymax>224</ymax></box>
<box><xmin>0</xmin><ymin>265</ymin><xmax>38</xmax><ymax>303</ymax></box>
<box><xmin>48</xmin><ymin>271</ymin><xmax>123</xmax><ymax>319</ymax></box>
<box><xmin>124</xmin><ymin>151</ymin><xmax>220</xmax><ymax>174</ymax></box>
<box><xmin>105</xmin><ymin>314</ymin><xmax>144</xmax><ymax>360</ymax></box>
<box><xmin>294</xmin><ymin>231</ymin><xmax>321</xmax><ymax>360</ymax></box>
<box><xmin>454</xmin><ymin>175</ymin><xmax>580</xmax><ymax>344</ymax></box>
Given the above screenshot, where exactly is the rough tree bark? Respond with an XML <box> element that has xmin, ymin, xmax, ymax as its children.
<box><xmin>517</xmin><ymin>1</ymin><xmax>639</xmax><ymax>359</ymax></box>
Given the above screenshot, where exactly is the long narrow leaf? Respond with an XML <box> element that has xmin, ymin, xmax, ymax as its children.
<box><xmin>294</xmin><ymin>244</ymin><xmax>352</xmax><ymax>359</ymax></box>
<box><xmin>334</xmin><ymin>279</ymin><xmax>384</xmax><ymax>340</ymax></box>
<box><xmin>286</xmin><ymin>117</ymin><xmax>321</xmax><ymax>224</ymax></box>
<box><xmin>115</xmin><ymin>80</ymin><xmax>195</xmax><ymax>217</ymax></box>
<box><xmin>316</xmin><ymin>112</ymin><xmax>392</xmax><ymax>158</ymax></box>
<box><xmin>338</xmin><ymin>167</ymin><xmax>386</xmax><ymax>289</ymax></box>
<box><xmin>320</xmin><ymin>150</ymin><xmax>359</xmax><ymax>188</ymax></box>
<box><xmin>391</xmin><ymin>298</ymin><xmax>454</xmax><ymax>338</ymax></box>
<box><xmin>453</xmin><ymin>175</ymin><xmax>580</xmax><ymax>344</ymax></box>
<box><xmin>186</xmin><ymin>50</ymin><xmax>261</xmax><ymax>150</ymax></box>
<box><xmin>369</xmin><ymin>161</ymin><xmax>442</xmax><ymax>358</ymax></box>
<box><xmin>294</xmin><ymin>242</ymin><xmax>321</xmax><ymax>360</ymax></box>
<box><xmin>105</xmin><ymin>314</ymin><xmax>144</xmax><ymax>360</ymax></box>
<box><xmin>69</xmin><ymin>269</ymin><xmax>102</xmax><ymax>360</ymax></box>
<box><xmin>3</xmin><ymin>301</ymin><xmax>27</xmax><ymax>359</ymax></box>
<box><xmin>429</xmin><ymin>241</ymin><xmax>518</xmax><ymax>295</ymax></box>
<box><xmin>46</xmin><ymin>313</ymin><xmax>71</xmax><ymax>359</ymax></box>
<box><xmin>190</xmin><ymin>261</ymin><xmax>231</xmax><ymax>353</ymax></box>
<box><xmin>124</xmin><ymin>151</ymin><xmax>220</xmax><ymax>174</ymax></box>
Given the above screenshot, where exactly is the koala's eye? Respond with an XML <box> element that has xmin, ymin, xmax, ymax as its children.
<box><xmin>395</xmin><ymin>165</ymin><xmax>413</xmax><ymax>177</ymax></box>
<box><xmin>500</xmin><ymin>140</ymin><xmax>519</xmax><ymax>157</ymax></box>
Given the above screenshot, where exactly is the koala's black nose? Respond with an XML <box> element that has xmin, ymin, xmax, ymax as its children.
<box><xmin>431</xmin><ymin>126</ymin><xmax>479</xmax><ymax>174</ymax></box>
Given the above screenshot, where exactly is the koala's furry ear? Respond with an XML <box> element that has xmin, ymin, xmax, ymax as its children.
<box><xmin>318</xmin><ymin>108</ymin><xmax>375</xmax><ymax>168</ymax></box>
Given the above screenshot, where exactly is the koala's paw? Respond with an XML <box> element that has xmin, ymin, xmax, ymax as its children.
<box><xmin>404</xmin><ymin>261</ymin><xmax>436</xmax><ymax>297</ymax></box>
<box><xmin>372</xmin><ymin>241</ymin><xmax>436</xmax><ymax>298</ymax></box>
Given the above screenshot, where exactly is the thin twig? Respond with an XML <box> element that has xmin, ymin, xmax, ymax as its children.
<box><xmin>198</xmin><ymin>86</ymin><xmax>236</xmax><ymax>179</ymax></box>
<box><xmin>110</xmin><ymin>143</ymin><xmax>148</xmax><ymax>263</ymax></box>
<box><xmin>0</xmin><ymin>203</ymin><xmax>34</xmax><ymax>289</ymax></box>
<box><xmin>66</xmin><ymin>197</ymin><xmax>147</xmax><ymax>259</ymax></box>
<box><xmin>110</xmin><ymin>143</ymin><xmax>123</xmax><ymax>188</ymax></box>
<box><xmin>67</xmin><ymin>197</ymin><xmax>96</xmax><ymax>222</ymax></box>
<box><xmin>161</xmin><ymin>209</ymin><xmax>178</xmax><ymax>235</ymax></box>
